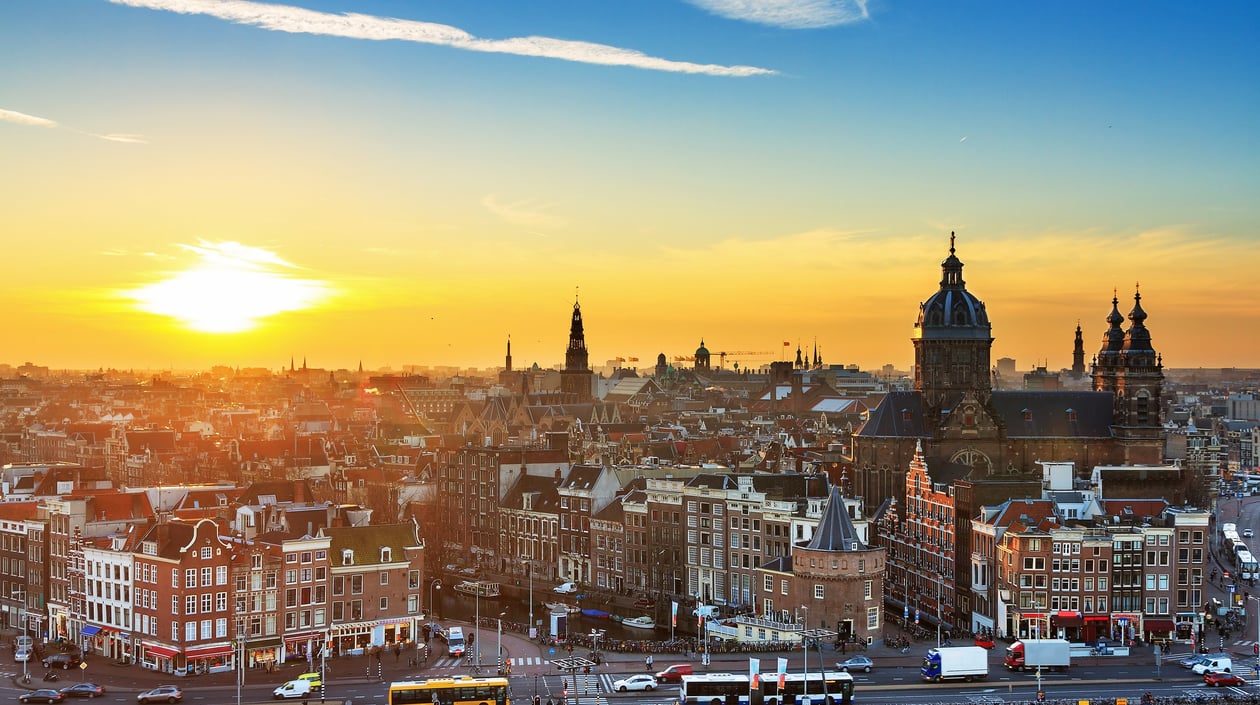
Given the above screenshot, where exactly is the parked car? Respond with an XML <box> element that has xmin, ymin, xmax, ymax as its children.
<box><xmin>633</xmin><ymin>596</ymin><xmax>656</xmax><ymax>609</ymax></box>
<box><xmin>553</xmin><ymin>582</ymin><xmax>578</xmax><ymax>594</ymax></box>
<box><xmin>42</xmin><ymin>653</ymin><xmax>82</xmax><ymax>670</ymax></box>
<box><xmin>1205</xmin><ymin>671</ymin><xmax>1246</xmax><ymax>687</ymax></box>
<box><xmin>19</xmin><ymin>690</ymin><xmax>65</xmax><ymax>704</ymax></box>
<box><xmin>612</xmin><ymin>674</ymin><xmax>658</xmax><ymax>692</ymax></box>
<box><xmin>654</xmin><ymin>664</ymin><xmax>694</xmax><ymax>683</ymax></box>
<box><xmin>59</xmin><ymin>683</ymin><xmax>106</xmax><ymax>699</ymax></box>
<box><xmin>836</xmin><ymin>655</ymin><xmax>874</xmax><ymax>673</ymax></box>
<box><xmin>1246</xmin><ymin>528</ymin><xmax>1255</xmax><ymax>538</ymax></box>
<box><xmin>136</xmin><ymin>685</ymin><xmax>183</xmax><ymax>704</ymax></box>
<box><xmin>15</xmin><ymin>645</ymin><xmax>33</xmax><ymax>662</ymax></box>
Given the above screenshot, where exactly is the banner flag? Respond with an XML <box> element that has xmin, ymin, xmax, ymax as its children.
<box><xmin>750</xmin><ymin>658</ymin><xmax>760</xmax><ymax>687</ymax></box>
<box><xmin>671</xmin><ymin>601</ymin><xmax>678</xmax><ymax>628</ymax></box>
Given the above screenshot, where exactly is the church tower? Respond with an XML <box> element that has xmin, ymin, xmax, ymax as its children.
<box><xmin>694</xmin><ymin>340</ymin><xmax>711</xmax><ymax>371</ymax></box>
<box><xmin>561</xmin><ymin>297</ymin><xmax>592</xmax><ymax>402</ymax></box>
<box><xmin>1070</xmin><ymin>323</ymin><xmax>1086</xmax><ymax>379</ymax></box>
<box><xmin>1093</xmin><ymin>288</ymin><xmax>1164</xmax><ymax>463</ymax></box>
<box><xmin>911</xmin><ymin>233</ymin><xmax>994</xmax><ymax>411</ymax></box>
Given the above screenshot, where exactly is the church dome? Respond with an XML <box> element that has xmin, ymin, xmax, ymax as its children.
<box><xmin>696</xmin><ymin>339</ymin><xmax>710</xmax><ymax>358</ymax></box>
<box><xmin>913</xmin><ymin>234</ymin><xmax>991</xmax><ymax>341</ymax></box>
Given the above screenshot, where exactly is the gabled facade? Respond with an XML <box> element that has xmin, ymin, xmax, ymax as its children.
<box><xmin>131</xmin><ymin>518</ymin><xmax>235</xmax><ymax>675</ymax></box>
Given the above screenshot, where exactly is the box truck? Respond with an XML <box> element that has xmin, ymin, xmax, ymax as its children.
<box><xmin>921</xmin><ymin>646</ymin><xmax>989</xmax><ymax>682</ymax></box>
<box><xmin>1004</xmin><ymin>639</ymin><xmax>1071</xmax><ymax>671</ymax></box>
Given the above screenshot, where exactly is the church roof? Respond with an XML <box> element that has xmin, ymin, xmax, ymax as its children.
<box><xmin>855</xmin><ymin>391</ymin><xmax>930</xmax><ymax>438</ymax></box>
<box><xmin>803</xmin><ymin>485</ymin><xmax>865</xmax><ymax>552</ymax></box>
<box><xmin>991</xmin><ymin>391</ymin><xmax>1114</xmax><ymax>437</ymax></box>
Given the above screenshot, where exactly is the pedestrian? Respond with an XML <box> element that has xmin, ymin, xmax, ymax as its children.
<box><xmin>840</xmin><ymin>641</ymin><xmax>846</xmax><ymax>655</ymax></box>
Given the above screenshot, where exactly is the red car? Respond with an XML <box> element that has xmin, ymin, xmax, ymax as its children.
<box><xmin>1205</xmin><ymin>671</ymin><xmax>1246</xmax><ymax>687</ymax></box>
<box><xmin>974</xmin><ymin>635</ymin><xmax>995</xmax><ymax>649</ymax></box>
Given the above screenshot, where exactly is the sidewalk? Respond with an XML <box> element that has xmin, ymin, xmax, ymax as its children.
<box><xmin>7</xmin><ymin>621</ymin><xmax>1187</xmax><ymax>695</ymax></box>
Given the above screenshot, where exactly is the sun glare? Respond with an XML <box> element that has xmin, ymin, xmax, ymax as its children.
<box><xmin>129</xmin><ymin>242</ymin><xmax>331</xmax><ymax>333</ymax></box>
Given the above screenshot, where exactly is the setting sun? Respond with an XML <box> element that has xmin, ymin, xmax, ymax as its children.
<box><xmin>128</xmin><ymin>242</ymin><xmax>332</xmax><ymax>333</ymax></box>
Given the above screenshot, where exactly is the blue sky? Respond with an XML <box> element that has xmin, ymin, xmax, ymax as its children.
<box><xmin>1</xmin><ymin>0</ymin><xmax>1257</xmax><ymax>372</ymax></box>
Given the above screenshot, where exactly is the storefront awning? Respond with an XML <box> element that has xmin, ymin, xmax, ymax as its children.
<box><xmin>186</xmin><ymin>644</ymin><xmax>233</xmax><ymax>659</ymax></box>
<box><xmin>283</xmin><ymin>631</ymin><xmax>322</xmax><ymax>644</ymax></box>
<box><xmin>1052</xmin><ymin>611</ymin><xmax>1084</xmax><ymax>628</ymax></box>
<box><xmin>143</xmin><ymin>643</ymin><xmax>179</xmax><ymax>659</ymax></box>
<box><xmin>244</xmin><ymin>637</ymin><xmax>282</xmax><ymax>649</ymax></box>
<box><xmin>332</xmin><ymin>620</ymin><xmax>379</xmax><ymax>633</ymax></box>
<box><xmin>80</xmin><ymin>625</ymin><xmax>102</xmax><ymax>637</ymax></box>
<box><xmin>1085</xmin><ymin>616</ymin><xmax>1109</xmax><ymax>622</ymax></box>
<box><xmin>1145</xmin><ymin>619</ymin><xmax>1176</xmax><ymax>632</ymax></box>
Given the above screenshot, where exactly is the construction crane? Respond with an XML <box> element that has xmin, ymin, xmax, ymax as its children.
<box><xmin>718</xmin><ymin>350</ymin><xmax>772</xmax><ymax>367</ymax></box>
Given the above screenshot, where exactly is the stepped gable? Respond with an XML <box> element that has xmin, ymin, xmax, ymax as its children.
<box><xmin>990</xmin><ymin>390</ymin><xmax>1114</xmax><ymax>437</ymax></box>
<box><xmin>803</xmin><ymin>485</ymin><xmax>865</xmax><ymax>552</ymax></box>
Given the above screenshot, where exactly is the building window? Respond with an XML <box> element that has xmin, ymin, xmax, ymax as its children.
<box><xmin>342</xmin><ymin>550</ymin><xmax>354</xmax><ymax>566</ymax></box>
<box><xmin>813</xmin><ymin>584</ymin><xmax>824</xmax><ymax>600</ymax></box>
<box><xmin>380</xmin><ymin>597</ymin><xmax>389</xmax><ymax>611</ymax></box>
<box><xmin>867</xmin><ymin>607</ymin><xmax>879</xmax><ymax>630</ymax></box>
<box><xmin>864</xmin><ymin>580</ymin><xmax>873</xmax><ymax>600</ymax></box>
<box><xmin>200</xmin><ymin>547</ymin><xmax>212</xmax><ymax>560</ymax></box>
<box><xmin>381</xmin><ymin>547</ymin><xmax>392</xmax><ymax>563</ymax></box>
<box><xmin>350</xmin><ymin>575</ymin><xmax>363</xmax><ymax>595</ymax></box>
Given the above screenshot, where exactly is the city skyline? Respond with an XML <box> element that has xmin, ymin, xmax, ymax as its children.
<box><xmin>2</xmin><ymin>1</ymin><xmax>1257</xmax><ymax>373</ymax></box>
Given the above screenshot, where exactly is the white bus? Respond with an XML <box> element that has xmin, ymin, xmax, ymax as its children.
<box><xmin>679</xmin><ymin>671</ymin><xmax>855</xmax><ymax>705</ymax></box>
<box><xmin>1237</xmin><ymin>549</ymin><xmax>1259</xmax><ymax>581</ymax></box>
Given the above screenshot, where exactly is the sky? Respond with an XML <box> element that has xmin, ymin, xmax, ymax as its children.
<box><xmin>2</xmin><ymin>0</ymin><xmax>1258</xmax><ymax>375</ymax></box>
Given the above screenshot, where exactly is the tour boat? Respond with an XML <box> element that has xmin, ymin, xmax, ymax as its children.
<box><xmin>544</xmin><ymin>602</ymin><xmax>580</xmax><ymax>614</ymax></box>
<box><xmin>453</xmin><ymin>581</ymin><xmax>501</xmax><ymax>599</ymax></box>
<box><xmin>621</xmin><ymin>615</ymin><xmax>656</xmax><ymax>630</ymax></box>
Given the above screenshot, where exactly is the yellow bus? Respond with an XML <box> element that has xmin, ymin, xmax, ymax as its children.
<box><xmin>387</xmin><ymin>676</ymin><xmax>511</xmax><ymax>705</ymax></box>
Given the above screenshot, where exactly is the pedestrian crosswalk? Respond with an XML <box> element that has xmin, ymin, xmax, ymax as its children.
<box><xmin>429</xmin><ymin>655</ymin><xmax>552</xmax><ymax>669</ymax></box>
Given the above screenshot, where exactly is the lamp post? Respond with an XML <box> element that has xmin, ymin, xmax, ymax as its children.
<box><xmin>13</xmin><ymin>590</ymin><xmax>27</xmax><ymax>682</ymax></box>
<box><xmin>521</xmin><ymin>558</ymin><xmax>533</xmax><ymax>639</ymax></box>
<box><xmin>474</xmin><ymin>582</ymin><xmax>482</xmax><ymax>673</ymax></box>
<box><xmin>428</xmin><ymin>579</ymin><xmax>442</xmax><ymax>622</ymax></box>
<box><xmin>801</xmin><ymin>606</ymin><xmax>809</xmax><ymax>705</ymax></box>
<box><xmin>496</xmin><ymin>612</ymin><xmax>506</xmax><ymax>674</ymax></box>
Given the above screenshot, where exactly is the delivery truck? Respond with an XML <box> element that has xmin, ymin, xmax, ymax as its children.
<box><xmin>921</xmin><ymin>646</ymin><xmax>989</xmax><ymax>682</ymax></box>
<box><xmin>1004</xmin><ymin>639</ymin><xmax>1072</xmax><ymax>671</ymax></box>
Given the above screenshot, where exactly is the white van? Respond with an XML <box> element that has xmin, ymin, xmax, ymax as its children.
<box><xmin>273</xmin><ymin>679</ymin><xmax>313</xmax><ymax>699</ymax></box>
<box><xmin>445</xmin><ymin>626</ymin><xmax>465</xmax><ymax>657</ymax></box>
<box><xmin>1192</xmin><ymin>656</ymin><xmax>1233</xmax><ymax>674</ymax></box>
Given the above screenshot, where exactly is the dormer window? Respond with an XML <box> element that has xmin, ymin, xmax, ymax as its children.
<box><xmin>380</xmin><ymin>547</ymin><xmax>392</xmax><ymax>563</ymax></box>
<box><xmin>1022</xmin><ymin>408</ymin><xmax>1032</xmax><ymax>422</ymax></box>
<box><xmin>1066</xmin><ymin>408</ymin><xmax>1077</xmax><ymax>422</ymax></box>
<box><xmin>342</xmin><ymin>549</ymin><xmax>354</xmax><ymax>566</ymax></box>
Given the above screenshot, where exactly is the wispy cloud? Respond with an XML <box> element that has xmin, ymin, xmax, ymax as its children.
<box><xmin>108</xmin><ymin>0</ymin><xmax>776</xmax><ymax>77</ymax></box>
<box><xmin>687</xmin><ymin>0</ymin><xmax>871</xmax><ymax>29</ymax></box>
<box><xmin>1</xmin><ymin>107</ymin><xmax>147</xmax><ymax>143</ymax></box>
<box><xmin>482</xmin><ymin>195</ymin><xmax>569</xmax><ymax>230</ymax></box>
<box><xmin>93</xmin><ymin>132</ymin><xmax>149</xmax><ymax>144</ymax></box>
<box><xmin>0</xmin><ymin>109</ymin><xmax>58</xmax><ymax>128</ymax></box>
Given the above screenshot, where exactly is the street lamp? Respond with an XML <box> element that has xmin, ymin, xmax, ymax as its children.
<box><xmin>474</xmin><ymin>582</ymin><xmax>482</xmax><ymax>672</ymax></box>
<box><xmin>428</xmin><ymin>579</ymin><xmax>442</xmax><ymax>622</ymax></box>
<box><xmin>496</xmin><ymin>612</ymin><xmax>507</xmax><ymax>674</ymax></box>
<box><xmin>521</xmin><ymin>558</ymin><xmax>533</xmax><ymax>639</ymax></box>
<box><xmin>801</xmin><ymin>605</ymin><xmax>809</xmax><ymax>705</ymax></box>
<box><xmin>13</xmin><ymin>589</ymin><xmax>28</xmax><ymax>682</ymax></box>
